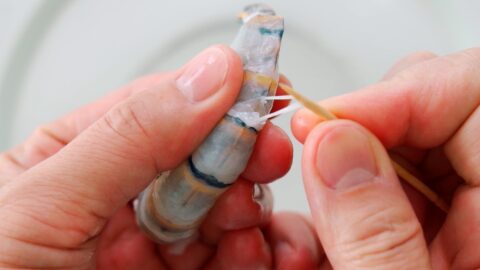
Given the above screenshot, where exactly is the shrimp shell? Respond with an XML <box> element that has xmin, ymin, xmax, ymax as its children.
<box><xmin>135</xmin><ymin>4</ymin><xmax>284</xmax><ymax>243</ymax></box>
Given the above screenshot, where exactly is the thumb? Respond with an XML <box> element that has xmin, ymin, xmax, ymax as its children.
<box><xmin>1</xmin><ymin>45</ymin><xmax>243</xmax><ymax>247</ymax></box>
<box><xmin>302</xmin><ymin>120</ymin><xmax>431</xmax><ymax>269</ymax></box>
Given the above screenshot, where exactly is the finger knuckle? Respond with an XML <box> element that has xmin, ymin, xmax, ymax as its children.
<box><xmin>338</xmin><ymin>207</ymin><xmax>424</xmax><ymax>268</ymax></box>
<box><xmin>0</xmin><ymin>151</ymin><xmax>20</xmax><ymax>167</ymax></box>
<box><xmin>100</xmin><ymin>99</ymin><xmax>151</xmax><ymax>146</ymax></box>
<box><xmin>28</xmin><ymin>124</ymin><xmax>68</xmax><ymax>156</ymax></box>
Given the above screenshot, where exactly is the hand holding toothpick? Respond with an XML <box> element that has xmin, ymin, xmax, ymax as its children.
<box><xmin>284</xmin><ymin>48</ymin><xmax>480</xmax><ymax>269</ymax></box>
<box><xmin>278</xmin><ymin>82</ymin><xmax>449</xmax><ymax>212</ymax></box>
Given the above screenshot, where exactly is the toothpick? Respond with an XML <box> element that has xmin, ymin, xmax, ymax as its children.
<box><xmin>279</xmin><ymin>82</ymin><xmax>449</xmax><ymax>213</ymax></box>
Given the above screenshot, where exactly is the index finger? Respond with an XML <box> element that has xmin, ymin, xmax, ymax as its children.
<box><xmin>1</xmin><ymin>73</ymin><xmax>292</xmax><ymax>176</ymax></box>
<box><xmin>0</xmin><ymin>73</ymin><xmax>166</xmax><ymax>173</ymax></box>
<box><xmin>292</xmin><ymin>47</ymin><xmax>480</xmax><ymax>149</ymax></box>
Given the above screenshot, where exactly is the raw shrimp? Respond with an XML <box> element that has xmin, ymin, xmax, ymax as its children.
<box><xmin>135</xmin><ymin>4</ymin><xmax>284</xmax><ymax>243</ymax></box>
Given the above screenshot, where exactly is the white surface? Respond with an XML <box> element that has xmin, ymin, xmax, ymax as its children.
<box><xmin>1</xmin><ymin>0</ymin><xmax>479</xmax><ymax>213</ymax></box>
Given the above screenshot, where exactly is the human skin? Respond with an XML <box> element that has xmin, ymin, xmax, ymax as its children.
<box><xmin>1</xmin><ymin>45</ymin><xmax>479</xmax><ymax>270</ymax></box>
<box><xmin>0</xmin><ymin>45</ymin><xmax>296</xmax><ymax>269</ymax></box>
<box><xmin>292</xmin><ymin>48</ymin><xmax>480</xmax><ymax>269</ymax></box>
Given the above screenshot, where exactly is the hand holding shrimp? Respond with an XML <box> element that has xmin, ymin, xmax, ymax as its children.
<box><xmin>292</xmin><ymin>48</ymin><xmax>480</xmax><ymax>269</ymax></box>
<box><xmin>0</xmin><ymin>44</ymin><xmax>293</xmax><ymax>269</ymax></box>
<box><xmin>135</xmin><ymin>4</ymin><xmax>286</xmax><ymax>243</ymax></box>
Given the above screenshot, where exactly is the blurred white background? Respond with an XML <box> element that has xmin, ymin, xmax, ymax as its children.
<box><xmin>1</xmin><ymin>0</ymin><xmax>479</xmax><ymax>213</ymax></box>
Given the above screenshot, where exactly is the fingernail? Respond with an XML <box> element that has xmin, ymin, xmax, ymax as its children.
<box><xmin>253</xmin><ymin>183</ymin><xmax>264</xmax><ymax>201</ymax></box>
<box><xmin>176</xmin><ymin>47</ymin><xmax>229</xmax><ymax>102</ymax></box>
<box><xmin>252</xmin><ymin>184</ymin><xmax>273</xmax><ymax>217</ymax></box>
<box><xmin>315</xmin><ymin>125</ymin><xmax>378</xmax><ymax>190</ymax></box>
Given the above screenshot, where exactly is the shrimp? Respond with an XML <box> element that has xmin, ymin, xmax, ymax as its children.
<box><xmin>134</xmin><ymin>4</ymin><xmax>284</xmax><ymax>243</ymax></box>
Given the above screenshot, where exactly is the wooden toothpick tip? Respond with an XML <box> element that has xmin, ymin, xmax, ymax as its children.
<box><xmin>279</xmin><ymin>83</ymin><xmax>337</xmax><ymax>121</ymax></box>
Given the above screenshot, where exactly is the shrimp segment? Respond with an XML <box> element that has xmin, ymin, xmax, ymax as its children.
<box><xmin>135</xmin><ymin>4</ymin><xmax>284</xmax><ymax>243</ymax></box>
